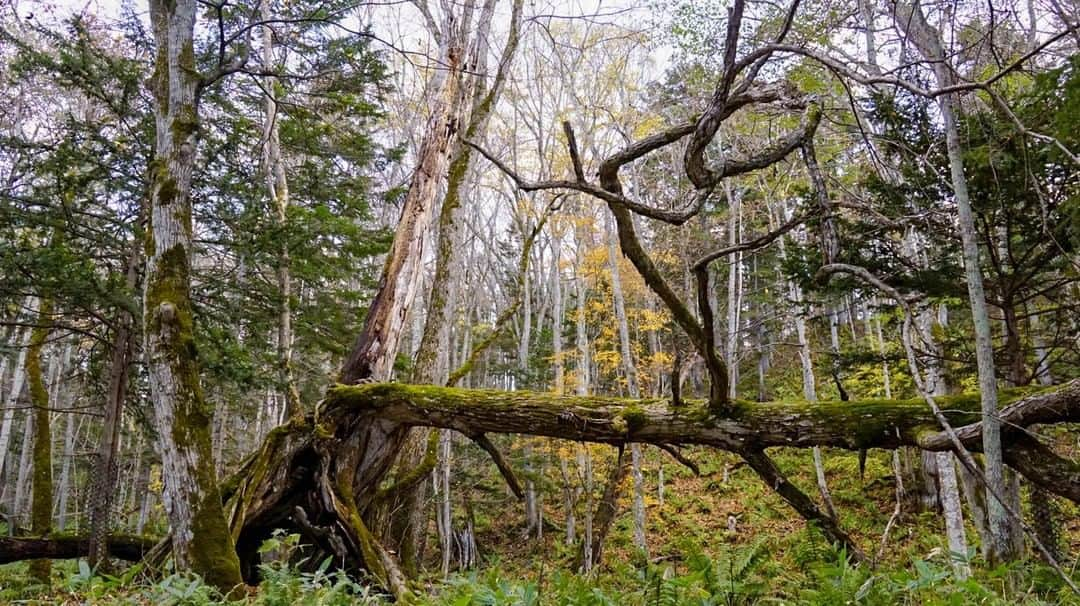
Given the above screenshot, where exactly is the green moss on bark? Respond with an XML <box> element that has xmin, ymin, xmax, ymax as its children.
<box><xmin>324</xmin><ymin>382</ymin><xmax>1050</xmax><ymax>453</ymax></box>
<box><xmin>26</xmin><ymin>297</ymin><xmax>54</xmax><ymax>584</ymax></box>
<box><xmin>374</xmin><ymin>430</ymin><xmax>439</xmax><ymax>502</ymax></box>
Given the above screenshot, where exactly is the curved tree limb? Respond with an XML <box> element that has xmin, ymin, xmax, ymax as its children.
<box><xmin>470</xmin><ymin>433</ymin><xmax>525</xmax><ymax>500</ymax></box>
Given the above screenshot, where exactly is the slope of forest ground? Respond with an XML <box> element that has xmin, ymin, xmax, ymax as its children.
<box><xmin>1</xmin><ymin>446</ymin><xmax>1076</xmax><ymax>605</ymax></box>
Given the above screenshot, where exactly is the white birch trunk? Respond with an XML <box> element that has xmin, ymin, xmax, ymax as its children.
<box><xmin>13</xmin><ymin>412</ymin><xmax>33</xmax><ymax>524</ymax></box>
<box><xmin>56</xmin><ymin>388</ymin><xmax>76</xmax><ymax>531</ymax></box>
<box><xmin>439</xmin><ymin>429</ymin><xmax>452</xmax><ymax>576</ymax></box>
<box><xmin>0</xmin><ymin>322</ymin><xmax>31</xmax><ymax>479</ymax></box>
<box><xmin>724</xmin><ymin>183</ymin><xmax>742</xmax><ymax>398</ymax></box>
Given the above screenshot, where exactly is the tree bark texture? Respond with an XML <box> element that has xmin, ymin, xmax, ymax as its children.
<box><xmin>25</xmin><ymin>298</ymin><xmax>54</xmax><ymax>583</ymax></box>
<box><xmin>88</xmin><ymin>246</ymin><xmax>140</xmax><ymax>568</ymax></box>
<box><xmin>145</xmin><ymin>0</ymin><xmax>243</xmax><ymax>589</ymax></box>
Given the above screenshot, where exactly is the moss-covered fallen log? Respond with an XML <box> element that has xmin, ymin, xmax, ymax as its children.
<box><xmin>323</xmin><ymin>381</ymin><xmax>1075</xmax><ymax>450</ymax></box>
<box><xmin>319</xmin><ymin>380</ymin><xmax>1080</xmax><ymax>503</ymax></box>
<box><xmin>221</xmin><ymin>379</ymin><xmax>1079</xmax><ymax>593</ymax></box>
<box><xmin>0</xmin><ymin>535</ymin><xmax>159</xmax><ymax>565</ymax></box>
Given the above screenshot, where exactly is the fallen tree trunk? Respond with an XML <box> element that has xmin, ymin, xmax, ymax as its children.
<box><xmin>323</xmin><ymin>381</ymin><xmax>1079</xmax><ymax>460</ymax></box>
<box><xmin>218</xmin><ymin>379</ymin><xmax>1079</xmax><ymax>592</ymax></box>
<box><xmin>0</xmin><ymin>535</ymin><xmax>158</xmax><ymax>565</ymax></box>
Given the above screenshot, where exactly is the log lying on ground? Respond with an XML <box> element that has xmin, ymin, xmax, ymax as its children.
<box><xmin>321</xmin><ymin>380</ymin><xmax>1080</xmax><ymax>502</ymax></box>
<box><xmin>219</xmin><ymin>379</ymin><xmax>1079</xmax><ymax>593</ymax></box>
<box><xmin>0</xmin><ymin>535</ymin><xmax>159</xmax><ymax>565</ymax></box>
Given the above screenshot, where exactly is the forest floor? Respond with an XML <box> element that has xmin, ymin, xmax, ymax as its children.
<box><xmin>0</xmin><ymin>446</ymin><xmax>1077</xmax><ymax>605</ymax></box>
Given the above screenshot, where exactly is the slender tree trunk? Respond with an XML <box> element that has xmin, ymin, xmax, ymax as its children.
<box><xmin>438</xmin><ymin>430</ymin><xmax>452</xmax><ymax>576</ymax></box>
<box><xmin>560</xmin><ymin>455</ymin><xmax>575</xmax><ymax>545</ymax></box>
<box><xmin>924</xmin><ymin>306</ymin><xmax>970</xmax><ymax>577</ymax></box>
<box><xmin>581</xmin><ymin>447</ymin><xmax>594</xmax><ymax>574</ymax></box>
<box><xmin>575</xmin><ymin>241</ymin><xmax>592</xmax><ymax>565</ymax></box>
<box><xmin>260</xmin><ymin>0</ymin><xmax>301</xmax><ymax>420</ymax></box>
<box><xmin>12</xmin><ymin>412</ymin><xmax>33</xmax><ymax>525</ymax></box>
<box><xmin>793</xmin><ymin>296</ymin><xmax>836</xmax><ymax>520</ymax></box>
<box><xmin>724</xmin><ymin>182</ymin><xmax>741</xmax><ymax>398</ymax></box>
<box><xmin>88</xmin><ymin>245</ymin><xmax>140</xmax><ymax>569</ymax></box>
<box><xmin>145</xmin><ymin>0</ymin><xmax>242</xmax><ymax>588</ymax></box>
<box><xmin>937</xmin><ymin>451</ymin><xmax>970</xmax><ymax>576</ymax></box>
<box><xmin>606</xmin><ymin>215</ymin><xmax>646</xmax><ymax>552</ymax></box>
<box><xmin>552</xmin><ymin>232</ymin><xmax>565</xmax><ymax>394</ymax></box>
<box><xmin>0</xmin><ymin>320</ymin><xmax>32</xmax><ymax>481</ymax></box>
<box><xmin>26</xmin><ymin>299</ymin><xmax>54</xmax><ymax>583</ymax></box>
<box><xmin>894</xmin><ymin>2</ymin><xmax>1016</xmax><ymax>563</ymax></box>
<box><xmin>56</xmin><ymin>374</ymin><xmax>76</xmax><ymax>532</ymax></box>
<box><xmin>574</xmin><ymin>246</ymin><xmax>591</xmax><ymax>395</ymax></box>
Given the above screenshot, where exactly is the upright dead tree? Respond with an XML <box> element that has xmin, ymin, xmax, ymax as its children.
<box><xmin>395</xmin><ymin>0</ymin><xmax>525</xmax><ymax>569</ymax></box>
<box><xmin>339</xmin><ymin>0</ymin><xmax>473</xmax><ymax>385</ymax></box>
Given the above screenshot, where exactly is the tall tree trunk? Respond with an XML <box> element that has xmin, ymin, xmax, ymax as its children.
<box><xmin>260</xmin><ymin>0</ymin><xmax>301</xmax><ymax>420</ymax></box>
<box><xmin>145</xmin><ymin>0</ymin><xmax>242</xmax><ymax>589</ymax></box>
<box><xmin>581</xmin><ymin>446</ymin><xmax>594</xmax><ymax>574</ymax></box>
<box><xmin>895</xmin><ymin>2</ymin><xmax>1017</xmax><ymax>563</ymax></box>
<box><xmin>12</xmin><ymin>412</ymin><xmax>33</xmax><ymax>526</ymax></box>
<box><xmin>560</xmin><ymin>455</ymin><xmax>575</xmax><ymax>545</ymax></box>
<box><xmin>88</xmin><ymin>245</ymin><xmax>140</xmax><ymax>569</ymax></box>
<box><xmin>55</xmin><ymin>368</ymin><xmax>76</xmax><ymax>532</ymax></box>
<box><xmin>724</xmin><ymin>182</ymin><xmax>741</xmax><ymax>398</ymax></box>
<box><xmin>606</xmin><ymin>215</ymin><xmax>646</xmax><ymax>552</ymax></box>
<box><xmin>920</xmin><ymin>304</ymin><xmax>970</xmax><ymax>578</ymax></box>
<box><xmin>438</xmin><ymin>430</ymin><xmax>452</xmax><ymax>576</ymax></box>
<box><xmin>339</xmin><ymin>1</ymin><xmax>472</xmax><ymax>385</ymax></box>
<box><xmin>552</xmin><ymin>232</ymin><xmax>565</xmax><ymax>394</ymax></box>
<box><xmin>26</xmin><ymin>300</ymin><xmax>54</xmax><ymax>583</ymax></box>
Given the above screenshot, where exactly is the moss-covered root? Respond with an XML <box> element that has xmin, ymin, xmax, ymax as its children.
<box><xmin>332</xmin><ymin>478</ymin><xmax>410</xmax><ymax>600</ymax></box>
<box><xmin>372</xmin><ymin>430</ymin><xmax>438</xmax><ymax>504</ymax></box>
